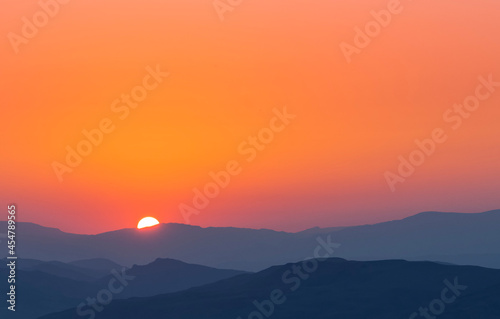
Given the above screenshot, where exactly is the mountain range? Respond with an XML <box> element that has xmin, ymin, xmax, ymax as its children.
<box><xmin>0</xmin><ymin>258</ymin><xmax>246</xmax><ymax>319</ymax></box>
<box><xmin>2</xmin><ymin>210</ymin><xmax>500</xmax><ymax>271</ymax></box>
<box><xmin>40</xmin><ymin>258</ymin><xmax>500</xmax><ymax>319</ymax></box>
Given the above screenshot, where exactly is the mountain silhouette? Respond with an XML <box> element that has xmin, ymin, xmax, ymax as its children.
<box><xmin>39</xmin><ymin>258</ymin><xmax>500</xmax><ymax>319</ymax></box>
<box><xmin>0</xmin><ymin>258</ymin><xmax>246</xmax><ymax>319</ymax></box>
<box><xmin>0</xmin><ymin>258</ymin><xmax>121</xmax><ymax>281</ymax></box>
<box><xmin>95</xmin><ymin>258</ymin><xmax>247</xmax><ymax>298</ymax></box>
<box><xmin>68</xmin><ymin>258</ymin><xmax>122</xmax><ymax>271</ymax></box>
<box><xmin>2</xmin><ymin>210</ymin><xmax>500</xmax><ymax>271</ymax></box>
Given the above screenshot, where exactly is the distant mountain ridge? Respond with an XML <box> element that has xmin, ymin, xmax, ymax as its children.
<box><xmin>1</xmin><ymin>210</ymin><xmax>500</xmax><ymax>271</ymax></box>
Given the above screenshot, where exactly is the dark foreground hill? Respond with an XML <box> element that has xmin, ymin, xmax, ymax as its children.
<box><xmin>40</xmin><ymin>258</ymin><xmax>500</xmax><ymax>319</ymax></box>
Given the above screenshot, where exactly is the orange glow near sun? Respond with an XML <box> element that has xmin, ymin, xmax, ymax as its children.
<box><xmin>137</xmin><ymin>217</ymin><xmax>160</xmax><ymax>229</ymax></box>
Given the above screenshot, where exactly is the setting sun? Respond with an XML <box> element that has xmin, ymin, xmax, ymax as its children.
<box><xmin>137</xmin><ymin>217</ymin><xmax>160</xmax><ymax>229</ymax></box>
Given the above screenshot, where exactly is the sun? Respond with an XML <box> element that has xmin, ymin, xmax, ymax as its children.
<box><xmin>137</xmin><ymin>217</ymin><xmax>160</xmax><ymax>229</ymax></box>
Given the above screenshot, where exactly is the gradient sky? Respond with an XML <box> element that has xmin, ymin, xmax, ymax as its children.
<box><xmin>1</xmin><ymin>0</ymin><xmax>500</xmax><ymax>234</ymax></box>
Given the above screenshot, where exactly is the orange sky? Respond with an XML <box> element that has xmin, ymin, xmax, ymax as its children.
<box><xmin>1</xmin><ymin>0</ymin><xmax>500</xmax><ymax>234</ymax></box>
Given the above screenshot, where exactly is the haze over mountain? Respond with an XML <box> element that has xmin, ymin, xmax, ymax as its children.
<box><xmin>95</xmin><ymin>258</ymin><xmax>247</xmax><ymax>298</ymax></box>
<box><xmin>3</xmin><ymin>0</ymin><xmax>498</xmax><ymax>318</ymax></box>
<box><xmin>2</xmin><ymin>210</ymin><xmax>500</xmax><ymax>271</ymax></box>
<box><xmin>0</xmin><ymin>268</ymin><xmax>96</xmax><ymax>319</ymax></box>
<box><xmin>0</xmin><ymin>258</ymin><xmax>245</xmax><ymax>319</ymax></box>
<box><xmin>40</xmin><ymin>258</ymin><xmax>500</xmax><ymax>319</ymax></box>
<box><xmin>0</xmin><ymin>258</ymin><xmax>121</xmax><ymax>281</ymax></box>
<box><xmin>69</xmin><ymin>258</ymin><xmax>123</xmax><ymax>272</ymax></box>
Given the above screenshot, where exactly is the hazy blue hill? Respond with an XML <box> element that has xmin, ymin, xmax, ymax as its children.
<box><xmin>2</xmin><ymin>210</ymin><xmax>500</xmax><ymax>271</ymax></box>
<box><xmin>0</xmin><ymin>258</ymin><xmax>248</xmax><ymax>319</ymax></box>
<box><xmin>39</xmin><ymin>258</ymin><xmax>500</xmax><ymax>319</ymax></box>
<box><xmin>0</xmin><ymin>268</ymin><xmax>95</xmax><ymax>319</ymax></box>
<box><xmin>69</xmin><ymin>258</ymin><xmax>122</xmax><ymax>271</ymax></box>
<box><xmin>0</xmin><ymin>221</ymin><xmax>313</xmax><ymax>271</ymax></box>
<box><xmin>95</xmin><ymin>258</ymin><xmax>248</xmax><ymax>298</ymax></box>
<box><xmin>328</xmin><ymin>209</ymin><xmax>500</xmax><ymax>263</ymax></box>
<box><xmin>0</xmin><ymin>258</ymin><xmax>120</xmax><ymax>281</ymax></box>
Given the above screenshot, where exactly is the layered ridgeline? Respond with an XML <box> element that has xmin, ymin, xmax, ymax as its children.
<box><xmin>0</xmin><ymin>258</ymin><xmax>246</xmax><ymax>319</ymax></box>
<box><xmin>0</xmin><ymin>258</ymin><xmax>122</xmax><ymax>281</ymax></box>
<box><xmin>40</xmin><ymin>258</ymin><xmax>500</xmax><ymax>319</ymax></box>
<box><xmin>1</xmin><ymin>210</ymin><xmax>500</xmax><ymax>271</ymax></box>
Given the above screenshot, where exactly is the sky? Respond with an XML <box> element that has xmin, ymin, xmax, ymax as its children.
<box><xmin>1</xmin><ymin>0</ymin><xmax>500</xmax><ymax>234</ymax></box>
